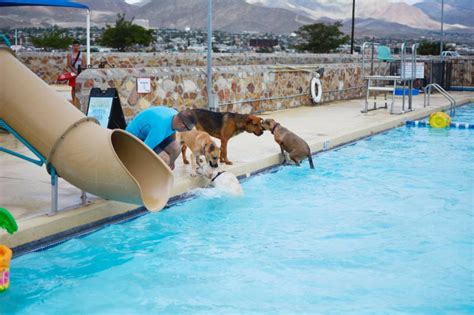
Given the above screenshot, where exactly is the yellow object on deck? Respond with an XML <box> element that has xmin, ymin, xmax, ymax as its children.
<box><xmin>429</xmin><ymin>112</ymin><xmax>451</xmax><ymax>128</ymax></box>
<box><xmin>0</xmin><ymin>245</ymin><xmax>12</xmax><ymax>292</ymax></box>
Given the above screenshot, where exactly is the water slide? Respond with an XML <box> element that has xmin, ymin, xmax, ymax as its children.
<box><xmin>0</xmin><ymin>46</ymin><xmax>173</xmax><ymax>212</ymax></box>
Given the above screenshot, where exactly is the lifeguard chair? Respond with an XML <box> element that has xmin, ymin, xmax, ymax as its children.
<box><xmin>361</xmin><ymin>42</ymin><xmax>418</xmax><ymax>114</ymax></box>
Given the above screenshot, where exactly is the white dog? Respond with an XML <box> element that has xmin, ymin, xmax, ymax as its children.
<box><xmin>195</xmin><ymin>159</ymin><xmax>243</xmax><ymax>196</ymax></box>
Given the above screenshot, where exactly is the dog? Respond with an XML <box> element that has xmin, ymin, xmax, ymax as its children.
<box><xmin>189</xmin><ymin>109</ymin><xmax>264</xmax><ymax>165</ymax></box>
<box><xmin>196</xmin><ymin>160</ymin><xmax>243</xmax><ymax>196</ymax></box>
<box><xmin>262</xmin><ymin>119</ymin><xmax>314</xmax><ymax>169</ymax></box>
<box><xmin>178</xmin><ymin>129</ymin><xmax>220</xmax><ymax>176</ymax></box>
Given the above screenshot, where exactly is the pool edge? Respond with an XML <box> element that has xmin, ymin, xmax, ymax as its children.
<box><xmin>8</xmin><ymin>97</ymin><xmax>474</xmax><ymax>258</ymax></box>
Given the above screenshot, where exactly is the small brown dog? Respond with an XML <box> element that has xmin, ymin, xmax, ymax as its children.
<box><xmin>189</xmin><ymin>109</ymin><xmax>264</xmax><ymax>165</ymax></box>
<box><xmin>178</xmin><ymin>129</ymin><xmax>220</xmax><ymax>176</ymax></box>
<box><xmin>262</xmin><ymin>119</ymin><xmax>314</xmax><ymax>169</ymax></box>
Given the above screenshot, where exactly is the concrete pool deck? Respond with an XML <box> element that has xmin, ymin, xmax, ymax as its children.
<box><xmin>1</xmin><ymin>91</ymin><xmax>473</xmax><ymax>251</ymax></box>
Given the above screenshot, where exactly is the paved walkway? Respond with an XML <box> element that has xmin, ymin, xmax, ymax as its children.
<box><xmin>1</xmin><ymin>90</ymin><xmax>473</xmax><ymax>249</ymax></box>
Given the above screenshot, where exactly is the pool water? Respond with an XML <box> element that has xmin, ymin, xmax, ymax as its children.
<box><xmin>2</xmin><ymin>105</ymin><xmax>473</xmax><ymax>314</ymax></box>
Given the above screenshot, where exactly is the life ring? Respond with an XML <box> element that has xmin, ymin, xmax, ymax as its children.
<box><xmin>429</xmin><ymin>112</ymin><xmax>451</xmax><ymax>128</ymax></box>
<box><xmin>310</xmin><ymin>77</ymin><xmax>322</xmax><ymax>104</ymax></box>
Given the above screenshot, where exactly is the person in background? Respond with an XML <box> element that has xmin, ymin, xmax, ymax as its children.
<box><xmin>66</xmin><ymin>40</ymin><xmax>86</xmax><ymax>107</ymax></box>
<box><xmin>126</xmin><ymin>106</ymin><xmax>196</xmax><ymax>170</ymax></box>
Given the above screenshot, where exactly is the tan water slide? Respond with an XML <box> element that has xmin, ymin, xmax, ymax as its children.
<box><xmin>0</xmin><ymin>46</ymin><xmax>173</xmax><ymax>212</ymax></box>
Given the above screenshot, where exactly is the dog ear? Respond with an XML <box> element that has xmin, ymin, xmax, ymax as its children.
<box><xmin>262</xmin><ymin>118</ymin><xmax>272</xmax><ymax>126</ymax></box>
<box><xmin>246</xmin><ymin>115</ymin><xmax>260</xmax><ymax>125</ymax></box>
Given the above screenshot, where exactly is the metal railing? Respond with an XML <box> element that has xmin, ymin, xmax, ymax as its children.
<box><xmin>0</xmin><ymin>120</ymin><xmax>88</xmax><ymax>216</ymax></box>
<box><xmin>361</xmin><ymin>41</ymin><xmax>381</xmax><ymax>78</ymax></box>
<box><xmin>424</xmin><ymin>83</ymin><xmax>456</xmax><ymax>116</ymax></box>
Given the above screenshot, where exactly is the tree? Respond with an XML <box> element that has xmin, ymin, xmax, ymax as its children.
<box><xmin>99</xmin><ymin>14</ymin><xmax>155</xmax><ymax>51</ymax></box>
<box><xmin>256</xmin><ymin>47</ymin><xmax>273</xmax><ymax>53</ymax></box>
<box><xmin>418</xmin><ymin>40</ymin><xmax>447</xmax><ymax>55</ymax></box>
<box><xmin>31</xmin><ymin>26</ymin><xmax>73</xmax><ymax>50</ymax></box>
<box><xmin>294</xmin><ymin>22</ymin><xmax>349</xmax><ymax>53</ymax></box>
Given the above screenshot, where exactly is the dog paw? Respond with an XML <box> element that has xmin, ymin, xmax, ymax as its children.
<box><xmin>183</xmin><ymin>160</ymin><xmax>190</xmax><ymax>165</ymax></box>
<box><xmin>224</xmin><ymin>161</ymin><xmax>233</xmax><ymax>165</ymax></box>
<box><xmin>190</xmin><ymin>172</ymin><xmax>197</xmax><ymax>177</ymax></box>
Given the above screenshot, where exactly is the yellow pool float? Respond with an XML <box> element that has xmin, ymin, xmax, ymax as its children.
<box><xmin>0</xmin><ymin>245</ymin><xmax>12</xmax><ymax>292</ymax></box>
<box><xmin>429</xmin><ymin>112</ymin><xmax>451</xmax><ymax>128</ymax></box>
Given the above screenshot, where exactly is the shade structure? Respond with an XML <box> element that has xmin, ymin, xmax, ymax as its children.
<box><xmin>0</xmin><ymin>0</ymin><xmax>91</xmax><ymax>66</ymax></box>
<box><xmin>0</xmin><ymin>0</ymin><xmax>88</xmax><ymax>9</ymax></box>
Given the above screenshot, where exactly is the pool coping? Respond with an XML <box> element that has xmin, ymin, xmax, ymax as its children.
<box><xmin>8</xmin><ymin>96</ymin><xmax>474</xmax><ymax>258</ymax></box>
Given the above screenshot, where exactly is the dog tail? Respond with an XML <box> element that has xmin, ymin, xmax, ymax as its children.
<box><xmin>308</xmin><ymin>155</ymin><xmax>315</xmax><ymax>169</ymax></box>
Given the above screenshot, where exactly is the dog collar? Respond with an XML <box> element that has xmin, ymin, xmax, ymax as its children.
<box><xmin>211</xmin><ymin>171</ymin><xmax>225</xmax><ymax>182</ymax></box>
<box><xmin>271</xmin><ymin>123</ymin><xmax>280</xmax><ymax>134</ymax></box>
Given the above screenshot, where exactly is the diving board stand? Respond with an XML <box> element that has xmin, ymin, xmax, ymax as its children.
<box><xmin>0</xmin><ymin>120</ymin><xmax>87</xmax><ymax>216</ymax></box>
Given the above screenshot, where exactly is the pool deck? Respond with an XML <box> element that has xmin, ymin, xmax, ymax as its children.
<box><xmin>1</xmin><ymin>90</ymin><xmax>473</xmax><ymax>252</ymax></box>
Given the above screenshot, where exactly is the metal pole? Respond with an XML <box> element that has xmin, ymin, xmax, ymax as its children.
<box><xmin>440</xmin><ymin>0</ymin><xmax>444</xmax><ymax>58</ymax></box>
<box><xmin>207</xmin><ymin>0</ymin><xmax>214</xmax><ymax>110</ymax></box>
<box><xmin>428</xmin><ymin>60</ymin><xmax>433</xmax><ymax>106</ymax></box>
<box><xmin>401</xmin><ymin>43</ymin><xmax>406</xmax><ymax>112</ymax></box>
<box><xmin>49</xmin><ymin>169</ymin><xmax>58</xmax><ymax>216</ymax></box>
<box><xmin>81</xmin><ymin>191</ymin><xmax>87</xmax><ymax>205</ymax></box>
<box><xmin>86</xmin><ymin>9</ymin><xmax>91</xmax><ymax>67</ymax></box>
<box><xmin>370</xmin><ymin>40</ymin><xmax>374</xmax><ymax>75</ymax></box>
<box><xmin>409</xmin><ymin>43</ymin><xmax>417</xmax><ymax>111</ymax></box>
<box><xmin>350</xmin><ymin>0</ymin><xmax>355</xmax><ymax>54</ymax></box>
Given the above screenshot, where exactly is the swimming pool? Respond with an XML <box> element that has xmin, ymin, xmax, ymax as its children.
<box><xmin>2</xmin><ymin>105</ymin><xmax>473</xmax><ymax>314</ymax></box>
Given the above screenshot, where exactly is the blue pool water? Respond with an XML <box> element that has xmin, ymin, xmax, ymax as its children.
<box><xmin>2</xmin><ymin>105</ymin><xmax>474</xmax><ymax>314</ymax></box>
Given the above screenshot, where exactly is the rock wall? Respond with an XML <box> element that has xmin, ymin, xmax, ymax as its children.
<box><xmin>16</xmin><ymin>52</ymin><xmax>360</xmax><ymax>84</ymax></box>
<box><xmin>16</xmin><ymin>51</ymin><xmax>471</xmax><ymax>119</ymax></box>
<box><xmin>76</xmin><ymin>63</ymin><xmax>390</xmax><ymax>120</ymax></box>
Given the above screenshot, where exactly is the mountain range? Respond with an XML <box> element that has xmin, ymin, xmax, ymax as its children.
<box><xmin>0</xmin><ymin>0</ymin><xmax>472</xmax><ymax>36</ymax></box>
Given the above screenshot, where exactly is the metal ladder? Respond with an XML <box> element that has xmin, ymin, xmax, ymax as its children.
<box><xmin>424</xmin><ymin>83</ymin><xmax>456</xmax><ymax>116</ymax></box>
<box><xmin>397</xmin><ymin>43</ymin><xmax>418</xmax><ymax>115</ymax></box>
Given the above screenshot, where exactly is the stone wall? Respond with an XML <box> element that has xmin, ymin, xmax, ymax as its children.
<box><xmin>16</xmin><ymin>52</ymin><xmax>360</xmax><ymax>84</ymax></box>
<box><xmin>76</xmin><ymin>62</ymin><xmax>390</xmax><ymax>120</ymax></box>
<box><xmin>15</xmin><ymin>51</ymin><xmax>474</xmax><ymax>88</ymax></box>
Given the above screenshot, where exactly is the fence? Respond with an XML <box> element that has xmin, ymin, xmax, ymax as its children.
<box><xmin>426</xmin><ymin>59</ymin><xmax>474</xmax><ymax>90</ymax></box>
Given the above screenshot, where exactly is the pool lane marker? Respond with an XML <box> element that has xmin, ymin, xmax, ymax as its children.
<box><xmin>406</xmin><ymin>121</ymin><xmax>474</xmax><ymax>129</ymax></box>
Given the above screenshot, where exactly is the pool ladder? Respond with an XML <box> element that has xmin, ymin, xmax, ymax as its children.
<box><xmin>424</xmin><ymin>83</ymin><xmax>456</xmax><ymax>116</ymax></box>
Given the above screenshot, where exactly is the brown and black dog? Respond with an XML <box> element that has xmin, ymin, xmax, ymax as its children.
<box><xmin>262</xmin><ymin>118</ymin><xmax>314</xmax><ymax>169</ymax></box>
<box><xmin>189</xmin><ymin>109</ymin><xmax>264</xmax><ymax>165</ymax></box>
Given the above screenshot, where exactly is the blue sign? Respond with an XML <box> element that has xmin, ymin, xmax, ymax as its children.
<box><xmin>87</xmin><ymin>97</ymin><xmax>113</xmax><ymax>128</ymax></box>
